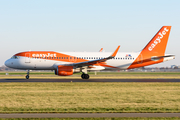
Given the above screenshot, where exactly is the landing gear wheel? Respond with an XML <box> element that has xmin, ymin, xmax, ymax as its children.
<box><xmin>81</xmin><ymin>74</ymin><xmax>90</xmax><ymax>79</ymax></box>
<box><xmin>26</xmin><ymin>70</ymin><xmax>30</xmax><ymax>79</ymax></box>
<box><xmin>81</xmin><ymin>74</ymin><xmax>85</xmax><ymax>79</ymax></box>
<box><xmin>26</xmin><ymin>75</ymin><xmax>29</xmax><ymax>79</ymax></box>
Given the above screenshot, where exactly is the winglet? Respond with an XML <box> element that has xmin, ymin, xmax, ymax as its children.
<box><xmin>111</xmin><ymin>45</ymin><xmax>120</xmax><ymax>57</ymax></box>
<box><xmin>99</xmin><ymin>48</ymin><xmax>103</xmax><ymax>52</ymax></box>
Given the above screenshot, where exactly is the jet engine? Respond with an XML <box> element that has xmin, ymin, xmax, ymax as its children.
<box><xmin>55</xmin><ymin>65</ymin><xmax>74</xmax><ymax>76</ymax></box>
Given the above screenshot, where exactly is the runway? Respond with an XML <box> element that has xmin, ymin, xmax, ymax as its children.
<box><xmin>1</xmin><ymin>78</ymin><xmax>180</xmax><ymax>82</ymax></box>
<box><xmin>0</xmin><ymin>113</ymin><xmax>180</xmax><ymax>118</ymax></box>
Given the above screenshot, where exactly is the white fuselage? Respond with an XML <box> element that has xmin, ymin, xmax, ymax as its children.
<box><xmin>5</xmin><ymin>52</ymin><xmax>140</xmax><ymax>70</ymax></box>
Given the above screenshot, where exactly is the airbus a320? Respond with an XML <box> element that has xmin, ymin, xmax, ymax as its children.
<box><xmin>5</xmin><ymin>26</ymin><xmax>175</xmax><ymax>79</ymax></box>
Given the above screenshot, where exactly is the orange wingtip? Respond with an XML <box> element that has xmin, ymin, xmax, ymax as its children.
<box><xmin>99</xmin><ymin>48</ymin><xmax>103</xmax><ymax>52</ymax></box>
<box><xmin>111</xmin><ymin>45</ymin><xmax>120</xmax><ymax>57</ymax></box>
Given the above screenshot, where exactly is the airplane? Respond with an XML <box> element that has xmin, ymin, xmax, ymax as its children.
<box><xmin>5</xmin><ymin>26</ymin><xmax>175</xmax><ymax>79</ymax></box>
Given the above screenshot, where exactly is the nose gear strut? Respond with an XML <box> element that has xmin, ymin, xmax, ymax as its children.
<box><xmin>26</xmin><ymin>70</ymin><xmax>30</xmax><ymax>79</ymax></box>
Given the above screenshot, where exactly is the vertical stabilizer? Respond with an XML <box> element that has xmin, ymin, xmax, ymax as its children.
<box><xmin>128</xmin><ymin>26</ymin><xmax>171</xmax><ymax>69</ymax></box>
<box><xmin>142</xmin><ymin>26</ymin><xmax>171</xmax><ymax>56</ymax></box>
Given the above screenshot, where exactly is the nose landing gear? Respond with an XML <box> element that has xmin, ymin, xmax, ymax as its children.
<box><xmin>26</xmin><ymin>70</ymin><xmax>30</xmax><ymax>79</ymax></box>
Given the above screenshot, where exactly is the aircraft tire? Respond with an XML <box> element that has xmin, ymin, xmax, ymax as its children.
<box><xmin>81</xmin><ymin>74</ymin><xmax>85</xmax><ymax>79</ymax></box>
<box><xmin>81</xmin><ymin>74</ymin><xmax>89</xmax><ymax>79</ymax></box>
<box><xmin>85</xmin><ymin>74</ymin><xmax>89</xmax><ymax>79</ymax></box>
<box><xmin>26</xmin><ymin>75</ymin><xmax>29</xmax><ymax>79</ymax></box>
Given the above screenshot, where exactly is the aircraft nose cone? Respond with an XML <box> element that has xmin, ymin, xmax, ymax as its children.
<box><xmin>5</xmin><ymin>59</ymin><xmax>10</xmax><ymax>67</ymax></box>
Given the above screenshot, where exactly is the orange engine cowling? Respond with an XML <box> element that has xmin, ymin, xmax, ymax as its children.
<box><xmin>56</xmin><ymin>65</ymin><xmax>73</xmax><ymax>76</ymax></box>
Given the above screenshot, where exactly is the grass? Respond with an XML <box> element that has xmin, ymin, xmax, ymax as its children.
<box><xmin>0</xmin><ymin>83</ymin><xmax>180</xmax><ymax>113</ymax></box>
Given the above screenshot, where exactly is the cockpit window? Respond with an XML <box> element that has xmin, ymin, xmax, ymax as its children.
<box><xmin>11</xmin><ymin>56</ymin><xmax>19</xmax><ymax>59</ymax></box>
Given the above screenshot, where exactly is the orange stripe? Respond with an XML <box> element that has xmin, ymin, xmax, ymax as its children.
<box><xmin>15</xmin><ymin>51</ymin><xmax>87</xmax><ymax>63</ymax></box>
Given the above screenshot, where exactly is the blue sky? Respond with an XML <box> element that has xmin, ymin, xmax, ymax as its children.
<box><xmin>1</xmin><ymin>0</ymin><xmax>180</xmax><ymax>67</ymax></box>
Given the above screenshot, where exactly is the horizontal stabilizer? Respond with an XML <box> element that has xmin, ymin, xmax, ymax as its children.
<box><xmin>151</xmin><ymin>55</ymin><xmax>175</xmax><ymax>61</ymax></box>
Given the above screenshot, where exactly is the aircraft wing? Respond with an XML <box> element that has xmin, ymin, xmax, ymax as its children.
<box><xmin>70</xmin><ymin>46</ymin><xmax>120</xmax><ymax>67</ymax></box>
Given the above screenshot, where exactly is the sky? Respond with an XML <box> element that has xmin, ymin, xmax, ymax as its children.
<box><xmin>0</xmin><ymin>0</ymin><xmax>180</xmax><ymax>67</ymax></box>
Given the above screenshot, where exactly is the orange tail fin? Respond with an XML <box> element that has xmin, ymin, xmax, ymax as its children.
<box><xmin>128</xmin><ymin>26</ymin><xmax>171</xmax><ymax>69</ymax></box>
<box><xmin>142</xmin><ymin>26</ymin><xmax>171</xmax><ymax>56</ymax></box>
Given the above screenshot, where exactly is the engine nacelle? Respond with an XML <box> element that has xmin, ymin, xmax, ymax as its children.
<box><xmin>56</xmin><ymin>65</ymin><xmax>73</xmax><ymax>76</ymax></box>
<box><xmin>54</xmin><ymin>69</ymin><xmax>57</xmax><ymax>75</ymax></box>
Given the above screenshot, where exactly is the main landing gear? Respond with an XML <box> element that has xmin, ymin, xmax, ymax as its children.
<box><xmin>81</xmin><ymin>73</ymin><xmax>89</xmax><ymax>79</ymax></box>
<box><xmin>80</xmin><ymin>67</ymin><xmax>89</xmax><ymax>79</ymax></box>
<box><xmin>26</xmin><ymin>70</ymin><xmax>30</xmax><ymax>79</ymax></box>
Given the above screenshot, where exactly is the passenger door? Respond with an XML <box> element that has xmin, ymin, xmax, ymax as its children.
<box><xmin>25</xmin><ymin>53</ymin><xmax>31</xmax><ymax>63</ymax></box>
